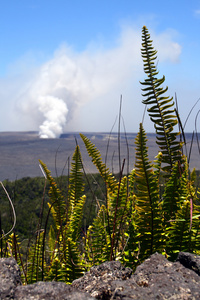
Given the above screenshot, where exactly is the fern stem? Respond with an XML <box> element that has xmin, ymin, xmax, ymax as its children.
<box><xmin>139</xmin><ymin>125</ymin><xmax>154</xmax><ymax>254</ymax></box>
<box><xmin>142</xmin><ymin>27</ymin><xmax>173</xmax><ymax>170</ymax></box>
<box><xmin>118</xmin><ymin>95</ymin><xmax>123</xmax><ymax>174</ymax></box>
<box><xmin>110</xmin><ymin>158</ymin><xmax>125</xmax><ymax>260</ymax></box>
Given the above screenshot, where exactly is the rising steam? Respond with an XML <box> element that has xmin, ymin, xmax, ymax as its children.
<box><xmin>38</xmin><ymin>96</ymin><xmax>68</xmax><ymax>138</ymax></box>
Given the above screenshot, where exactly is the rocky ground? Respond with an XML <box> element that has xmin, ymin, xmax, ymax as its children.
<box><xmin>1</xmin><ymin>252</ymin><xmax>200</xmax><ymax>299</ymax></box>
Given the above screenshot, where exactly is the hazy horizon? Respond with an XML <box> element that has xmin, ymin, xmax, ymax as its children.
<box><xmin>0</xmin><ymin>130</ymin><xmax>198</xmax><ymax>136</ymax></box>
<box><xmin>0</xmin><ymin>131</ymin><xmax>199</xmax><ymax>181</ymax></box>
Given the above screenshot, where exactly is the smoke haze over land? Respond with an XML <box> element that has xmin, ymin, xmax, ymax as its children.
<box><xmin>0</xmin><ymin>26</ymin><xmax>182</xmax><ymax>138</ymax></box>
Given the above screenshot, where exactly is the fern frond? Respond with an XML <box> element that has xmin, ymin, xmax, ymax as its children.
<box><xmin>64</xmin><ymin>237</ymin><xmax>85</xmax><ymax>283</ymax></box>
<box><xmin>109</xmin><ymin>176</ymin><xmax>131</xmax><ymax>258</ymax></box>
<box><xmin>39</xmin><ymin>148</ymin><xmax>86</xmax><ymax>284</ymax></box>
<box><xmin>46</xmin><ymin>257</ymin><xmax>65</xmax><ymax>282</ymax></box>
<box><xmin>47</xmin><ymin>237</ymin><xmax>84</xmax><ymax>284</ymax></box>
<box><xmin>80</xmin><ymin>133</ymin><xmax>117</xmax><ymax>193</ymax></box>
<box><xmin>39</xmin><ymin>160</ymin><xmax>66</xmax><ymax>231</ymax></box>
<box><xmin>48</xmin><ymin>225</ymin><xmax>56</xmax><ymax>254</ymax></box>
<box><xmin>66</xmin><ymin>145</ymin><xmax>86</xmax><ymax>242</ymax></box>
<box><xmin>166</xmin><ymin>200</ymin><xmax>199</xmax><ymax>260</ymax></box>
<box><xmin>68</xmin><ymin>145</ymin><xmax>85</xmax><ymax>208</ymax></box>
<box><xmin>134</xmin><ymin>123</ymin><xmax>164</xmax><ymax>259</ymax></box>
<box><xmin>154</xmin><ymin>151</ymin><xmax>163</xmax><ymax>179</ymax></box>
<box><xmin>165</xmin><ymin>160</ymin><xmax>200</xmax><ymax>258</ymax></box>
<box><xmin>122</xmin><ymin>219</ymin><xmax>140</xmax><ymax>269</ymax></box>
<box><xmin>67</xmin><ymin>195</ymin><xmax>86</xmax><ymax>242</ymax></box>
<box><xmin>140</xmin><ymin>26</ymin><xmax>183</xmax><ymax>174</ymax></box>
<box><xmin>162</xmin><ymin>161</ymin><xmax>183</xmax><ymax>221</ymax></box>
<box><xmin>85</xmin><ymin>204</ymin><xmax>111</xmax><ymax>265</ymax></box>
<box><xmin>109</xmin><ymin>176</ymin><xmax>128</xmax><ymax>223</ymax></box>
<box><xmin>26</xmin><ymin>231</ymin><xmax>46</xmax><ymax>284</ymax></box>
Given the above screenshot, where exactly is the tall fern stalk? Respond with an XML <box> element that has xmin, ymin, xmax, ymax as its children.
<box><xmin>141</xmin><ymin>26</ymin><xmax>183</xmax><ymax>175</ymax></box>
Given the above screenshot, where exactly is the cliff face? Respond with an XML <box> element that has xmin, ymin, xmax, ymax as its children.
<box><xmin>1</xmin><ymin>252</ymin><xmax>200</xmax><ymax>299</ymax></box>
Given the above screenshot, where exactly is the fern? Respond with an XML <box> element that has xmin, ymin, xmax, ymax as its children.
<box><xmin>122</xmin><ymin>172</ymin><xmax>139</xmax><ymax>268</ymax></box>
<box><xmin>162</xmin><ymin>160</ymin><xmax>183</xmax><ymax>221</ymax></box>
<box><xmin>109</xmin><ymin>176</ymin><xmax>130</xmax><ymax>260</ymax></box>
<box><xmin>38</xmin><ymin>145</ymin><xmax>86</xmax><ymax>283</ymax></box>
<box><xmin>68</xmin><ymin>196</ymin><xmax>86</xmax><ymax>242</ymax></box>
<box><xmin>68</xmin><ymin>145</ymin><xmax>85</xmax><ymax>211</ymax></box>
<box><xmin>81</xmin><ymin>132</ymin><xmax>137</xmax><ymax>262</ymax></box>
<box><xmin>26</xmin><ymin>231</ymin><xmax>45</xmax><ymax>284</ymax></box>
<box><xmin>85</xmin><ymin>204</ymin><xmax>111</xmax><ymax>265</ymax></box>
<box><xmin>134</xmin><ymin>123</ymin><xmax>164</xmax><ymax>260</ymax></box>
<box><xmin>80</xmin><ymin>133</ymin><xmax>117</xmax><ymax>194</ymax></box>
<box><xmin>66</xmin><ymin>146</ymin><xmax>86</xmax><ymax>242</ymax></box>
<box><xmin>47</xmin><ymin>238</ymin><xmax>84</xmax><ymax>283</ymax></box>
<box><xmin>47</xmin><ymin>225</ymin><xmax>56</xmax><ymax>254</ymax></box>
<box><xmin>140</xmin><ymin>26</ymin><xmax>183</xmax><ymax>174</ymax></box>
<box><xmin>166</xmin><ymin>162</ymin><xmax>200</xmax><ymax>259</ymax></box>
<box><xmin>166</xmin><ymin>200</ymin><xmax>200</xmax><ymax>260</ymax></box>
<box><xmin>64</xmin><ymin>237</ymin><xmax>85</xmax><ymax>283</ymax></box>
<box><xmin>46</xmin><ymin>257</ymin><xmax>64</xmax><ymax>282</ymax></box>
<box><xmin>39</xmin><ymin>160</ymin><xmax>66</xmax><ymax>232</ymax></box>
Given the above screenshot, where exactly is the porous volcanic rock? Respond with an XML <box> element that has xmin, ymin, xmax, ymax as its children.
<box><xmin>14</xmin><ymin>281</ymin><xmax>94</xmax><ymax>300</ymax></box>
<box><xmin>0</xmin><ymin>257</ymin><xmax>22</xmax><ymax>299</ymax></box>
<box><xmin>131</xmin><ymin>252</ymin><xmax>200</xmax><ymax>299</ymax></box>
<box><xmin>1</xmin><ymin>253</ymin><xmax>200</xmax><ymax>299</ymax></box>
<box><xmin>176</xmin><ymin>251</ymin><xmax>200</xmax><ymax>276</ymax></box>
<box><xmin>72</xmin><ymin>260</ymin><xmax>133</xmax><ymax>299</ymax></box>
<box><xmin>72</xmin><ymin>253</ymin><xmax>200</xmax><ymax>299</ymax></box>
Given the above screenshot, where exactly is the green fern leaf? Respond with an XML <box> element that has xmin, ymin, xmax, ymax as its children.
<box><xmin>39</xmin><ymin>160</ymin><xmax>66</xmax><ymax>231</ymax></box>
<box><xmin>134</xmin><ymin>123</ymin><xmax>164</xmax><ymax>260</ymax></box>
<box><xmin>68</xmin><ymin>145</ymin><xmax>85</xmax><ymax>208</ymax></box>
<box><xmin>140</xmin><ymin>26</ymin><xmax>183</xmax><ymax>174</ymax></box>
<box><xmin>67</xmin><ymin>195</ymin><xmax>86</xmax><ymax>242</ymax></box>
<box><xmin>64</xmin><ymin>237</ymin><xmax>85</xmax><ymax>283</ymax></box>
<box><xmin>80</xmin><ymin>133</ymin><xmax>117</xmax><ymax>193</ymax></box>
<box><xmin>85</xmin><ymin>204</ymin><xmax>111</xmax><ymax>265</ymax></box>
<box><xmin>26</xmin><ymin>231</ymin><xmax>46</xmax><ymax>284</ymax></box>
<box><xmin>162</xmin><ymin>161</ymin><xmax>182</xmax><ymax>221</ymax></box>
<box><xmin>166</xmin><ymin>162</ymin><xmax>200</xmax><ymax>259</ymax></box>
<box><xmin>46</xmin><ymin>257</ymin><xmax>65</xmax><ymax>282</ymax></box>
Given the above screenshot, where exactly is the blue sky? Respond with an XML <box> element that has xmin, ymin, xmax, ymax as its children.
<box><xmin>0</xmin><ymin>0</ymin><xmax>200</xmax><ymax>137</ymax></box>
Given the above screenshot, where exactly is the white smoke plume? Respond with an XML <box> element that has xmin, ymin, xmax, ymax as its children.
<box><xmin>2</xmin><ymin>26</ymin><xmax>181</xmax><ymax>138</ymax></box>
<box><xmin>38</xmin><ymin>96</ymin><xmax>68</xmax><ymax>138</ymax></box>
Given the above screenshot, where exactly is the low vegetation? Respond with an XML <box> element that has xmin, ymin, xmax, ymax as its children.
<box><xmin>0</xmin><ymin>26</ymin><xmax>200</xmax><ymax>285</ymax></box>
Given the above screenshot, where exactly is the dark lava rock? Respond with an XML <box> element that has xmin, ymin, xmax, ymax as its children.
<box><xmin>131</xmin><ymin>252</ymin><xmax>200</xmax><ymax>299</ymax></box>
<box><xmin>14</xmin><ymin>281</ymin><xmax>94</xmax><ymax>300</ymax></box>
<box><xmin>0</xmin><ymin>257</ymin><xmax>22</xmax><ymax>299</ymax></box>
<box><xmin>73</xmin><ymin>253</ymin><xmax>200</xmax><ymax>299</ymax></box>
<box><xmin>72</xmin><ymin>260</ymin><xmax>133</xmax><ymax>299</ymax></box>
<box><xmin>1</xmin><ymin>253</ymin><xmax>200</xmax><ymax>299</ymax></box>
<box><xmin>177</xmin><ymin>251</ymin><xmax>200</xmax><ymax>276</ymax></box>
